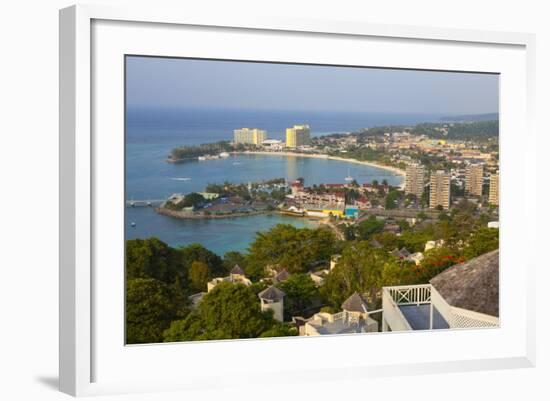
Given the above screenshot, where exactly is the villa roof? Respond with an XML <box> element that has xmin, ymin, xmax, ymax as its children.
<box><xmin>391</xmin><ymin>248</ymin><xmax>404</xmax><ymax>258</ymax></box>
<box><xmin>230</xmin><ymin>264</ymin><xmax>245</xmax><ymax>275</ymax></box>
<box><xmin>341</xmin><ymin>292</ymin><xmax>369</xmax><ymax>313</ymax></box>
<box><xmin>370</xmin><ymin>239</ymin><xmax>382</xmax><ymax>249</ymax></box>
<box><xmin>258</xmin><ymin>285</ymin><xmax>285</xmax><ymax>301</ymax></box>
<box><xmin>399</xmin><ymin>247</ymin><xmax>411</xmax><ymax>257</ymax></box>
<box><xmin>430</xmin><ymin>249</ymin><xmax>499</xmax><ymax>317</ymax></box>
<box><xmin>274</xmin><ymin>269</ymin><xmax>290</xmax><ymax>282</ymax></box>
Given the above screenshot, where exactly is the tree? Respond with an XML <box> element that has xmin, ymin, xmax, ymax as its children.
<box><xmin>182</xmin><ymin>192</ymin><xmax>206</xmax><ymax>208</ymax></box>
<box><xmin>246</xmin><ymin>224</ymin><xmax>337</xmax><ymax>279</ymax></box>
<box><xmin>163</xmin><ymin>283</ymin><xmax>276</xmax><ymax>342</ymax></box>
<box><xmin>279</xmin><ymin>274</ymin><xmax>319</xmax><ymax>318</ymax></box>
<box><xmin>188</xmin><ymin>261</ymin><xmax>210</xmax><ymax>292</ymax></box>
<box><xmin>126</xmin><ymin>278</ymin><xmax>188</xmax><ymax>344</ymax></box>
<box><xmin>178</xmin><ymin>243</ymin><xmax>224</xmax><ymax>277</ymax></box>
<box><xmin>463</xmin><ymin>228</ymin><xmax>499</xmax><ymax>259</ymax></box>
<box><xmin>356</xmin><ymin>216</ymin><xmax>385</xmax><ymax>240</ymax></box>
<box><xmin>321</xmin><ymin>241</ymin><xmax>388</xmax><ymax>307</ymax></box>
<box><xmin>126</xmin><ymin>238</ymin><xmax>180</xmax><ymax>284</ymax></box>
<box><xmin>371</xmin><ymin>231</ymin><xmax>401</xmax><ymax>250</ymax></box>
<box><xmin>223</xmin><ymin>251</ymin><xmax>247</xmax><ymax>273</ymax></box>
<box><xmin>385</xmin><ymin>189</ymin><xmax>401</xmax><ymax>210</ymax></box>
<box><xmin>417</xmin><ymin>246</ymin><xmax>464</xmax><ymax>282</ymax></box>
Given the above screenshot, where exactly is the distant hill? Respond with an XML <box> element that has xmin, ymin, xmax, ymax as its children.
<box><xmin>441</xmin><ymin>113</ymin><xmax>499</xmax><ymax>122</ymax></box>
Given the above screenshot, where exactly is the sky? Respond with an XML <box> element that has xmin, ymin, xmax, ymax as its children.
<box><xmin>126</xmin><ymin>56</ymin><xmax>499</xmax><ymax>115</ymax></box>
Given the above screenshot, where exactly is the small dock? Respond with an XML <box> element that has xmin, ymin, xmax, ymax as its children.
<box><xmin>126</xmin><ymin>199</ymin><xmax>165</xmax><ymax>207</ymax></box>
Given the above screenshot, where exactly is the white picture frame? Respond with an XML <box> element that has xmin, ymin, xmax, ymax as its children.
<box><xmin>59</xmin><ymin>4</ymin><xmax>536</xmax><ymax>397</ymax></box>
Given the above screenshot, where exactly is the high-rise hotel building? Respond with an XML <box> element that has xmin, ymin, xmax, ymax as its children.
<box><xmin>405</xmin><ymin>163</ymin><xmax>425</xmax><ymax>198</ymax></box>
<box><xmin>465</xmin><ymin>163</ymin><xmax>484</xmax><ymax>196</ymax></box>
<box><xmin>429</xmin><ymin>170</ymin><xmax>451</xmax><ymax>210</ymax></box>
<box><xmin>233</xmin><ymin>128</ymin><xmax>267</xmax><ymax>145</ymax></box>
<box><xmin>285</xmin><ymin>125</ymin><xmax>311</xmax><ymax>148</ymax></box>
<box><xmin>489</xmin><ymin>173</ymin><xmax>499</xmax><ymax>206</ymax></box>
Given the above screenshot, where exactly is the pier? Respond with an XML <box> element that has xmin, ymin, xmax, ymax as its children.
<box><xmin>126</xmin><ymin>199</ymin><xmax>165</xmax><ymax>207</ymax></box>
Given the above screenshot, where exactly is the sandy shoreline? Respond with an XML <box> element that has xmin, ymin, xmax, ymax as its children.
<box><xmin>233</xmin><ymin>151</ymin><xmax>406</xmax><ymax>180</ymax></box>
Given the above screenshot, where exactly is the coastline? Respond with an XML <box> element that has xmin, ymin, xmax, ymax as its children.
<box><xmin>156</xmin><ymin>207</ymin><xmax>271</xmax><ymax>220</ymax></box>
<box><xmin>232</xmin><ymin>150</ymin><xmax>406</xmax><ymax>182</ymax></box>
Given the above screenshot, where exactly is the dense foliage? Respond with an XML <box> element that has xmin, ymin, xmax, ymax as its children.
<box><xmin>163</xmin><ymin>283</ymin><xmax>281</xmax><ymax>341</ymax></box>
<box><xmin>245</xmin><ymin>224</ymin><xmax>338</xmax><ymax>279</ymax></box>
<box><xmin>126</xmin><ymin>278</ymin><xmax>188</xmax><ymax>344</ymax></box>
<box><xmin>126</xmin><ymin>196</ymin><xmax>499</xmax><ymax>343</ymax></box>
<box><xmin>321</xmin><ymin>241</ymin><xmax>417</xmax><ymax>309</ymax></box>
<box><xmin>279</xmin><ymin>273</ymin><xmax>320</xmax><ymax>319</ymax></box>
<box><xmin>170</xmin><ymin>141</ymin><xmax>232</xmax><ymax>161</ymax></box>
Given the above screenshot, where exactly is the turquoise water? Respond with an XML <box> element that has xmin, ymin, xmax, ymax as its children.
<box><xmin>126</xmin><ymin>209</ymin><xmax>320</xmax><ymax>256</ymax></box>
<box><xmin>125</xmin><ymin>108</ymin><xmax>436</xmax><ymax>255</ymax></box>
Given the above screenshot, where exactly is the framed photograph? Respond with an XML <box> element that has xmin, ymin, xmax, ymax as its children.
<box><xmin>59</xmin><ymin>4</ymin><xmax>536</xmax><ymax>396</ymax></box>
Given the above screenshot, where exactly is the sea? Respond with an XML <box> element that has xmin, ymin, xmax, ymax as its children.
<box><xmin>125</xmin><ymin>108</ymin><xmax>445</xmax><ymax>255</ymax></box>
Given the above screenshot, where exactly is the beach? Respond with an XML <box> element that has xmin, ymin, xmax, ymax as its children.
<box><xmin>234</xmin><ymin>150</ymin><xmax>406</xmax><ymax>183</ymax></box>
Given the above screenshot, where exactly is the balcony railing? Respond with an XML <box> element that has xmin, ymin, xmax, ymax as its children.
<box><xmin>382</xmin><ymin>284</ymin><xmax>499</xmax><ymax>331</ymax></box>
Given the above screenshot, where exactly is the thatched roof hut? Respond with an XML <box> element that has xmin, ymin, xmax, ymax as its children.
<box><xmin>430</xmin><ymin>249</ymin><xmax>499</xmax><ymax>317</ymax></box>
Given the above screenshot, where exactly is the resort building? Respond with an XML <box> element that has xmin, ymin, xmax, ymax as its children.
<box><xmin>290</xmin><ymin>180</ymin><xmax>304</xmax><ymax>196</ymax></box>
<box><xmin>489</xmin><ymin>172</ymin><xmax>499</xmax><ymax>206</ymax></box>
<box><xmin>233</xmin><ymin>128</ymin><xmax>267</xmax><ymax>145</ymax></box>
<box><xmin>262</xmin><ymin>139</ymin><xmax>283</xmax><ymax>150</ymax></box>
<box><xmin>429</xmin><ymin>170</ymin><xmax>451</xmax><ymax>210</ymax></box>
<box><xmin>465</xmin><ymin>163</ymin><xmax>484</xmax><ymax>196</ymax></box>
<box><xmin>381</xmin><ymin>250</ymin><xmax>499</xmax><ymax>331</ymax></box>
<box><xmin>258</xmin><ymin>286</ymin><xmax>285</xmax><ymax>322</ymax></box>
<box><xmin>309</xmin><ymin>269</ymin><xmax>329</xmax><ymax>286</ymax></box>
<box><xmin>303</xmin><ymin>292</ymin><xmax>378</xmax><ymax>336</ymax></box>
<box><xmin>405</xmin><ymin>163</ymin><xmax>425</xmax><ymax>198</ymax></box>
<box><xmin>285</xmin><ymin>124</ymin><xmax>311</xmax><ymax>148</ymax></box>
<box><xmin>207</xmin><ymin>264</ymin><xmax>252</xmax><ymax>292</ymax></box>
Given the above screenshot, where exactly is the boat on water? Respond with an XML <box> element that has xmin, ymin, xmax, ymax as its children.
<box><xmin>219</xmin><ymin>152</ymin><xmax>230</xmax><ymax>158</ymax></box>
<box><xmin>198</xmin><ymin>154</ymin><xmax>220</xmax><ymax>161</ymax></box>
<box><xmin>170</xmin><ymin>177</ymin><xmax>191</xmax><ymax>181</ymax></box>
<box><xmin>344</xmin><ymin>167</ymin><xmax>354</xmax><ymax>182</ymax></box>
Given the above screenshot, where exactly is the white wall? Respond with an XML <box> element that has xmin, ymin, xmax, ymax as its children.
<box><xmin>0</xmin><ymin>1</ymin><xmax>548</xmax><ymax>400</ymax></box>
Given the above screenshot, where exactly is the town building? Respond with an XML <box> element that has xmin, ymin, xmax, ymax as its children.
<box><xmin>233</xmin><ymin>128</ymin><xmax>267</xmax><ymax>145</ymax></box>
<box><xmin>261</xmin><ymin>139</ymin><xmax>283</xmax><ymax>150</ymax></box>
<box><xmin>405</xmin><ymin>163</ymin><xmax>425</xmax><ymax>198</ymax></box>
<box><xmin>207</xmin><ymin>264</ymin><xmax>252</xmax><ymax>292</ymax></box>
<box><xmin>465</xmin><ymin>163</ymin><xmax>484</xmax><ymax>196</ymax></box>
<box><xmin>258</xmin><ymin>286</ymin><xmax>285</xmax><ymax>322</ymax></box>
<box><xmin>285</xmin><ymin>124</ymin><xmax>311</xmax><ymax>148</ymax></box>
<box><xmin>303</xmin><ymin>292</ymin><xmax>378</xmax><ymax>336</ymax></box>
<box><xmin>429</xmin><ymin>170</ymin><xmax>451</xmax><ymax>210</ymax></box>
<box><xmin>381</xmin><ymin>250</ymin><xmax>499</xmax><ymax>331</ymax></box>
<box><xmin>290</xmin><ymin>180</ymin><xmax>304</xmax><ymax>196</ymax></box>
<box><xmin>303</xmin><ymin>204</ymin><xmax>345</xmax><ymax>218</ymax></box>
<box><xmin>489</xmin><ymin>172</ymin><xmax>499</xmax><ymax>206</ymax></box>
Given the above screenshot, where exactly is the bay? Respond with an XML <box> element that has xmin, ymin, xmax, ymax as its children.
<box><xmin>125</xmin><ymin>108</ymin><xmax>441</xmax><ymax>255</ymax></box>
